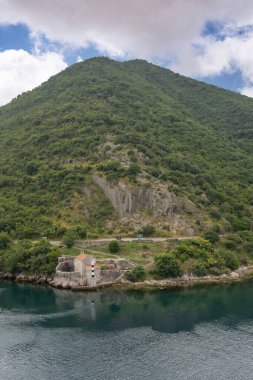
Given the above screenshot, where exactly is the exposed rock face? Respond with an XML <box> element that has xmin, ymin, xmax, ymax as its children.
<box><xmin>92</xmin><ymin>174</ymin><xmax>185</xmax><ymax>219</ymax></box>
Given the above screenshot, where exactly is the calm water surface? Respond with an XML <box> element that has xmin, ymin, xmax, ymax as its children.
<box><xmin>1</xmin><ymin>280</ymin><xmax>253</xmax><ymax>380</ymax></box>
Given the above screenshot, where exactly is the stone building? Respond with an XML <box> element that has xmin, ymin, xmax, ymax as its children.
<box><xmin>55</xmin><ymin>251</ymin><xmax>134</xmax><ymax>288</ymax></box>
<box><xmin>74</xmin><ymin>253</ymin><xmax>101</xmax><ymax>287</ymax></box>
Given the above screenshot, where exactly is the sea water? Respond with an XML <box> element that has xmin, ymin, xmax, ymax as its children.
<box><xmin>0</xmin><ymin>280</ymin><xmax>253</xmax><ymax>379</ymax></box>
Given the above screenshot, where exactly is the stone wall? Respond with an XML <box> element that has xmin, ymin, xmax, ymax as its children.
<box><xmin>55</xmin><ymin>271</ymin><xmax>81</xmax><ymax>280</ymax></box>
<box><xmin>116</xmin><ymin>259</ymin><xmax>134</xmax><ymax>270</ymax></box>
<box><xmin>97</xmin><ymin>269</ymin><xmax>122</xmax><ymax>284</ymax></box>
<box><xmin>75</xmin><ymin>240</ymin><xmax>110</xmax><ymax>249</ymax></box>
<box><xmin>86</xmin><ymin>268</ymin><xmax>101</xmax><ymax>287</ymax></box>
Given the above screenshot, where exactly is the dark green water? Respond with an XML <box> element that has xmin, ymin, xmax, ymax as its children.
<box><xmin>1</xmin><ymin>281</ymin><xmax>253</xmax><ymax>380</ymax></box>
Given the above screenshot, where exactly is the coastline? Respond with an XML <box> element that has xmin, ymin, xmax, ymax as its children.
<box><xmin>1</xmin><ymin>265</ymin><xmax>253</xmax><ymax>291</ymax></box>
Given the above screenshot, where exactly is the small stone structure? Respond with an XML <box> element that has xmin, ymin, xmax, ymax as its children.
<box><xmin>54</xmin><ymin>252</ymin><xmax>134</xmax><ymax>288</ymax></box>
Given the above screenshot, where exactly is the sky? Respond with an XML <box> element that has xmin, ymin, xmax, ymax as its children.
<box><xmin>1</xmin><ymin>0</ymin><xmax>253</xmax><ymax>106</ymax></box>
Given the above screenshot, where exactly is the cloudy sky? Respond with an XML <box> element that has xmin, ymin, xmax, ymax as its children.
<box><xmin>1</xmin><ymin>0</ymin><xmax>253</xmax><ymax>105</ymax></box>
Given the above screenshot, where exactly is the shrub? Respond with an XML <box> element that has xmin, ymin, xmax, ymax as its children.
<box><xmin>126</xmin><ymin>266</ymin><xmax>145</xmax><ymax>282</ymax></box>
<box><xmin>26</xmin><ymin>161</ymin><xmax>39</xmax><ymax>175</ymax></box>
<box><xmin>0</xmin><ymin>232</ymin><xmax>11</xmax><ymax>249</ymax></box>
<box><xmin>203</xmin><ymin>230</ymin><xmax>220</xmax><ymax>243</ymax></box>
<box><xmin>100</xmin><ymin>264</ymin><xmax>109</xmax><ymax>270</ymax></box>
<box><xmin>219</xmin><ymin>250</ymin><xmax>240</xmax><ymax>270</ymax></box>
<box><xmin>108</xmin><ymin>240</ymin><xmax>120</xmax><ymax>253</ymax></box>
<box><xmin>0</xmin><ymin>220</ymin><xmax>16</xmax><ymax>233</ymax></box>
<box><xmin>30</xmin><ymin>249</ymin><xmax>60</xmax><ymax>274</ymax></box>
<box><xmin>179</xmin><ymin>253</ymin><xmax>188</xmax><ymax>262</ymax></box>
<box><xmin>75</xmin><ymin>226</ymin><xmax>87</xmax><ymax>239</ymax></box>
<box><xmin>243</xmin><ymin>241</ymin><xmax>253</xmax><ymax>253</ymax></box>
<box><xmin>172</xmin><ymin>238</ymin><xmax>211</xmax><ymax>260</ymax></box>
<box><xmin>128</xmin><ymin>163</ymin><xmax>141</xmax><ymax>176</ymax></box>
<box><xmin>31</xmin><ymin>241</ymin><xmax>51</xmax><ymax>256</ymax></box>
<box><xmin>209</xmin><ymin>208</ymin><xmax>221</xmax><ymax>220</ymax></box>
<box><xmin>237</xmin><ymin>231</ymin><xmax>253</xmax><ymax>242</ymax></box>
<box><xmin>62</xmin><ymin>231</ymin><xmax>76</xmax><ymax>248</ymax></box>
<box><xmin>2</xmin><ymin>239</ymin><xmax>60</xmax><ymax>275</ymax></box>
<box><xmin>193</xmin><ymin>263</ymin><xmax>208</xmax><ymax>277</ymax></box>
<box><xmin>209</xmin><ymin>266</ymin><xmax>223</xmax><ymax>276</ymax></box>
<box><xmin>16</xmin><ymin>227</ymin><xmax>36</xmax><ymax>239</ymax></box>
<box><xmin>231</xmin><ymin>218</ymin><xmax>250</xmax><ymax>232</ymax></box>
<box><xmin>4</xmin><ymin>252</ymin><xmax>23</xmax><ymax>272</ymax></box>
<box><xmin>142</xmin><ymin>225</ymin><xmax>155</xmax><ymax>237</ymax></box>
<box><xmin>155</xmin><ymin>253</ymin><xmax>180</xmax><ymax>278</ymax></box>
<box><xmin>223</xmin><ymin>239</ymin><xmax>237</xmax><ymax>250</ymax></box>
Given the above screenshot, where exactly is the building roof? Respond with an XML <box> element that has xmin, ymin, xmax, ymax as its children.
<box><xmin>75</xmin><ymin>253</ymin><xmax>88</xmax><ymax>261</ymax></box>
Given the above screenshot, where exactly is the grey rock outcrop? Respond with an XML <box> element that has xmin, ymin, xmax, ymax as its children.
<box><xmin>92</xmin><ymin>174</ymin><xmax>185</xmax><ymax>219</ymax></box>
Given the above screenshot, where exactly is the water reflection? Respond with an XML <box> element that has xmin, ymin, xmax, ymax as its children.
<box><xmin>1</xmin><ymin>280</ymin><xmax>253</xmax><ymax>334</ymax></box>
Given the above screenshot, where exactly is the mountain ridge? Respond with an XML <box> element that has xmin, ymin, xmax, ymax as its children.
<box><xmin>0</xmin><ymin>57</ymin><xmax>252</xmax><ymax>239</ymax></box>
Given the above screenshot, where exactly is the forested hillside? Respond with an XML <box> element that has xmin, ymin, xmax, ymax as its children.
<box><xmin>0</xmin><ymin>57</ymin><xmax>252</xmax><ymax>239</ymax></box>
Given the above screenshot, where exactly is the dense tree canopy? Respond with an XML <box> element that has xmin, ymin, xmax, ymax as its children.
<box><xmin>0</xmin><ymin>57</ymin><xmax>252</xmax><ymax>239</ymax></box>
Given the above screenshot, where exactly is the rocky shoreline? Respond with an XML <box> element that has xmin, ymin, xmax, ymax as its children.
<box><xmin>1</xmin><ymin>265</ymin><xmax>253</xmax><ymax>291</ymax></box>
<box><xmin>119</xmin><ymin>265</ymin><xmax>253</xmax><ymax>290</ymax></box>
<box><xmin>0</xmin><ymin>272</ymin><xmax>54</xmax><ymax>285</ymax></box>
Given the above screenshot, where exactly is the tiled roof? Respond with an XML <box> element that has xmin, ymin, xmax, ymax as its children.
<box><xmin>75</xmin><ymin>253</ymin><xmax>88</xmax><ymax>261</ymax></box>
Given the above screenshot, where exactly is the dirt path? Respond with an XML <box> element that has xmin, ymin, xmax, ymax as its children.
<box><xmin>50</xmin><ymin>235</ymin><xmax>195</xmax><ymax>247</ymax></box>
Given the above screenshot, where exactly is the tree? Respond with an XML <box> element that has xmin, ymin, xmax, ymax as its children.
<box><xmin>75</xmin><ymin>226</ymin><xmax>87</xmax><ymax>239</ymax></box>
<box><xmin>26</xmin><ymin>161</ymin><xmax>39</xmax><ymax>175</ymax></box>
<box><xmin>128</xmin><ymin>163</ymin><xmax>141</xmax><ymax>177</ymax></box>
<box><xmin>155</xmin><ymin>253</ymin><xmax>180</xmax><ymax>277</ymax></box>
<box><xmin>203</xmin><ymin>230</ymin><xmax>220</xmax><ymax>243</ymax></box>
<box><xmin>62</xmin><ymin>231</ymin><xmax>76</xmax><ymax>248</ymax></box>
<box><xmin>142</xmin><ymin>225</ymin><xmax>155</xmax><ymax>237</ymax></box>
<box><xmin>193</xmin><ymin>263</ymin><xmax>208</xmax><ymax>277</ymax></box>
<box><xmin>219</xmin><ymin>249</ymin><xmax>240</xmax><ymax>270</ymax></box>
<box><xmin>108</xmin><ymin>240</ymin><xmax>120</xmax><ymax>253</ymax></box>
<box><xmin>0</xmin><ymin>232</ymin><xmax>11</xmax><ymax>249</ymax></box>
<box><xmin>0</xmin><ymin>220</ymin><xmax>15</xmax><ymax>233</ymax></box>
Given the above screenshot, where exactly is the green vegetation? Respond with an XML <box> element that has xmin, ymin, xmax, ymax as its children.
<box><xmin>0</xmin><ymin>232</ymin><xmax>11</xmax><ymax>249</ymax></box>
<box><xmin>139</xmin><ymin>225</ymin><xmax>155</xmax><ymax>237</ymax></box>
<box><xmin>153</xmin><ymin>237</ymin><xmax>244</xmax><ymax>278</ymax></box>
<box><xmin>155</xmin><ymin>253</ymin><xmax>181</xmax><ymax>277</ymax></box>
<box><xmin>0</xmin><ymin>57</ymin><xmax>251</xmax><ymax>240</ymax></box>
<box><xmin>0</xmin><ymin>57</ymin><xmax>252</xmax><ymax>277</ymax></box>
<box><xmin>89</xmin><ymin>233</ymin><xmax>253</xmax><ymax>279</ymax></box>
<box><xmin>90</xmin><ymin>240</ymin><xmax>166</xmax><ymax>263</ymax></box>
<box><xmin>125</xmin><ymin>265</ymin><xmax>146</xmax><ymax>282</ymax></box>
<box><xmin>0</xmin><ymin>240</ymin><xmax>60</xmax><ymax>275</ymax></box>
<box><xmin>108</xmin><ymin>240</ymin><xmax>120</xmax><ymax>253</ymax></box>
<box><xmin>62</xmin><ymin>231</ymin><xmax>77</xmax><ymax>248</ymax></box>
<box><xmin>0</xmin><ymin>232</ymin><xmax>252</xmax><ymax>278</ymax></box>
<box><xmin>203</xmin><ymin>230</ymin><xmax>220</xmax><ymax>243</ymax></box>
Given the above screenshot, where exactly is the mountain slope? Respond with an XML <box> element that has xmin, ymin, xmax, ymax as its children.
<box><xmin>0</xmin><ymin>57</ymin><xmax>252</xmax><ymax>238</ymax></box>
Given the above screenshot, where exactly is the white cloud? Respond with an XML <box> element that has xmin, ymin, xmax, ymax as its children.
<box><xmin>1</xmin><ymin>0</ymin><xmax>252</xmax><ymax>59</ymax></box>
<box><xmin>0</xmin><ymin>49</ymin><xmax>67</xmax><ymax>106</ymax></box>
<box><xmin>1</xmin><ymin>1</ymin><xmax>253</xmax><ymax>97</ymax></box>
<box><xmin>240</xmin><ymin>86</ymin><xmax>253</xmax><ymax>97</ymax></box>
<box><xmin>171</xmin><ymin>31</ymin><xmax>253</xmax><ymax>96</ymax></box>
<box><xmin>76</xmin><ymin>56</ymin><xmax>83</xmax><ymax>63</ymax></box>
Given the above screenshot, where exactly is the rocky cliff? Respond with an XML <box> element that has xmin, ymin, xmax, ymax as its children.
<box><xmin>92</xmin><ymin>174</ymin><xmax>191</xmax><ymax>220</ymax></box>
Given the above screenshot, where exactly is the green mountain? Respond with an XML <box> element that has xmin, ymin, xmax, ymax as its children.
<box><xmin>0</xmin><ymin>57</ymin><xmax>252</xmax><ymax>239</ymax></box>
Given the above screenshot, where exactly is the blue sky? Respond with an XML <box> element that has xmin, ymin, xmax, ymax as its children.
<box><xmin>0</xmin><ymin>23</ymin><xmax>100</xmax><ymax>64</ymax></box>
<box><xmin>1</xmin><ymin>0</ymin><xmax>253</xmax><ymax>105</ymax></box>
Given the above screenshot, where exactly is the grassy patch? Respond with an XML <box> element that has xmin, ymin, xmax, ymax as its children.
<box><xmin>58</xmin><ymin>246</ymin><xmax>80</xmax><ymax>256</ymax></box>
